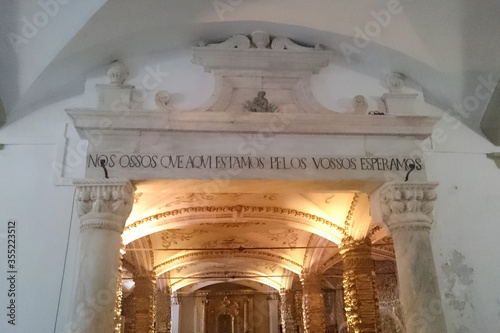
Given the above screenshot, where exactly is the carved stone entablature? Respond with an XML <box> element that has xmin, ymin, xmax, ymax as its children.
<box><xmin>74</xmin><ymin>178</ymin><xmax>135</xmax><ymax>232</ymax></box>
<box><xmin>370</xmin><ymin>182</ymin><xmax>438</xmax><ymax>234</ymax></box>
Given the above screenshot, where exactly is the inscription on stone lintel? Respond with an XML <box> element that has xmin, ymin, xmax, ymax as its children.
<box><xmin>87</xmin><ymin>153</ymin><xmax>423</xmax><ymax>172</ymax></box>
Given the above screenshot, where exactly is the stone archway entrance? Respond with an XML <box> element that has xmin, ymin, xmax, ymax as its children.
<box><xmin>66</xmin><ymin>32</ymin><xmax>447</xmax><ymax>333</ymax></box>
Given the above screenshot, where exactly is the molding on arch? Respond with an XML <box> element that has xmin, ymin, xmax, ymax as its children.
<box><xmin>170</xmin><ymin>271</ymin><xmax>282</xmax><ymax>291</ymax></box>
<box><xmin>154</xmin><ymin>250</ymin><xmax>302</xmax><ymax>276</ymax></box>
<box><xmin>122</xmin><ymin>204</ymin><xmax>347</xmax><ymax>244</ymax></box>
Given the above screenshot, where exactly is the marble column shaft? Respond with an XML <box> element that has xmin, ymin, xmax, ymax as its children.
<box><xmin>301</xmin><ymin>271</ymin><xmax>326</xmax><ymax>333</ymax></box>
<box><xmin>71</xmin><ymin>179</ymin><xmax>135</xmax><ymax>332</ymax></box>
<box><xmin>268</xmin><ymin>294</ymin><xmax>280</xmax><ymax>333</ymax></box>
<box><xmin>171</xmin><ymin>294</ymin><xmax>181</xmax><ymax>333</ymax></box>
<box><xmin>371</xmin><ymin>182</ymin><xmax>447</xmax><ymax>333</ymax></box>
<box><xmin>280</xmin><ymin>289</ymin><xmax>297</xmax><ymax>333</ymax></box>
<box><xmin>339</xmin><ymin>236</ymin><xmax>380</xmax><ymax>333</ymax></box>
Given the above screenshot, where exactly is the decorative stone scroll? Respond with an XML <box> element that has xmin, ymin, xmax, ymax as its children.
<box><xmin>201</xmin><ymin>31</ymin><xmax>320</xmax><ymax>51</ymax></box>
<box><xmin>206</xmin><ymin>34</ymin><xmax>251</xmax><ymax>49</ymax></box>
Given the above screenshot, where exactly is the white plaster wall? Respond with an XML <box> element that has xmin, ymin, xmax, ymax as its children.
<box><xmin>0</xmin><ymin>96</ymin><xmax>85</xmax><ymax>332</ymax></box>
<box><xmin>425</xmin><ymin>114</ymin><xmax>500</xmax><ymax>332</ymax></box>
<box><xmin>0</xmin><ymin>0</ymin><xmax>106</xmax><ymax>110</ymax></box>
<box><xmin>0</xmin><ymin>134</ymin><xmax>77</xmax><ymax>332</ymax></box>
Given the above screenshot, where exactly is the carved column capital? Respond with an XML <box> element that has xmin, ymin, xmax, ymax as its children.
<box><xmin>339</xmin><ymin>236</ymin><xmax>373</xmax><ymax>272</ymax></box>
<box><xmin>371</xmin><ymin>182</ymin><xmax>438</xmax><ymax>233</ymax></box>
<box><xmin>74</xmin><ymin>179</ymin><xmax>135</xmax><ymax>232</ymax></box>
<box><xmin>300</xmin><ymin>270</ymin><xmax>322</xmax><ymax>285</ymax></box>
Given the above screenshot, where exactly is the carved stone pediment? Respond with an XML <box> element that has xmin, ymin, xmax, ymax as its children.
<box><xmin>68</xmin><ymin>32</ymin><xmax>439</xmax><ymax>142</ymax></box>
<box><xmin>192</xmin><ymin>32</ymin><xmax>333</xmax><ymax>114</ymax></box>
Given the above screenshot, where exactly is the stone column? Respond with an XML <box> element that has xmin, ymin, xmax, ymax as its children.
<box><xmin>156</xmin><ymin>287</ymin><xmax>172</xmax><ymax>333</ymax></box>
<box><xmin>339</xmin><ymin>236</ymin><xmax>380</xmax><ymax>333</ymax></box>
<box><xmin>371</xmin><ymin>182</ymin><xmax>447</xmax><ymax>333</ymax></box>
<box><xmin>195</xmin><ymin>292</ymin><xmax>208</xmax><ymax>333</ymax></box>
<box><xmin>294</xmin><ymin>291</ymin><xmax>304</xmax><ymax>333</ymax></box>
<box><xmin>280</xmin><ymin>288</ymin><xmax>296</xmax><ymax>333</ymax></box>
<box><xmin>171</xmin><ymin>293</ymin><xmax>181</xmax><ymax>333</ymax></box>
<box><xmin>268</xmin><ymin>293</ymin><xmax>280</xmax><ymax>333</ymax></box>
<box><xmin>133</xmin><ymin>274</ymin><xmax>156</xmax><ymax>333</ymax></box>
<box><xmin>70</xmin><ymin>179</ymin><xmax>135</xmax><ymax>332</ymax></box>
<box><xmin>301</xmin><ymin>271</ymin><xmax>325</xmax><ymax>333</ymax></box>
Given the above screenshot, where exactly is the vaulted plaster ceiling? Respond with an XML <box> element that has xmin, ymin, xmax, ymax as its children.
<box><xmin>1</xmin><ymin>0</ymin><xmax>499</xmax><ymax>139</ymax></box>
<box><xmin>120</xmin><ymin>180</ymin><xmax>392</xmax><ymax>292</ymax></box>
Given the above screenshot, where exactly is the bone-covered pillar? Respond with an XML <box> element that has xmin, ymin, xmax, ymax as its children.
<box><xmin>280</xmin><ymin>288</ymin><xmax>296</xmax><ymax>333</ymax></box>
<box><xmin>339</xmin><ymin>236</ymin><xmax>380</xmax><ymax>332</ymax></box>
<box><xmin>70</xmin><ymin>179</ymin><xmax>135</xmax><ymax>332</ymax></box>
<box><xmin>371</xmin><ymin>182</ymin><xmax>447</xmax><ymax>333</ymax></box>
<box><xmin>301</xmin><ymin>270</ymin><xmax>325</xmax><ymax>333</ymax></box>
<box><xmin>155</xmin><ymin>287</ymin><xmax>172</xmax><ymax>333</ymax></box>
<box><xmin>133</xmin><ymin>273</ymin><xmax>156</xmax><ymax>333</ymax></box>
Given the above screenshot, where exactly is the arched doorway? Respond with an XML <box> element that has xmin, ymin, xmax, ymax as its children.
<box><xmin>67</xmin><ymin>32</ymin><xmax>446</xmax><ymax>332</ymax></box>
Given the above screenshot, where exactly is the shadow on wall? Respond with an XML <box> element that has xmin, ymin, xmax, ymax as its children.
<box><xmin>0</xmin><ymin>97</ymin><xmax>5</xmax><ymax>127</ymax></box>
<box><xmin>0</xmin><ymin>2</ymin><xmax>20</xmax><ymax>122</ymax></box>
